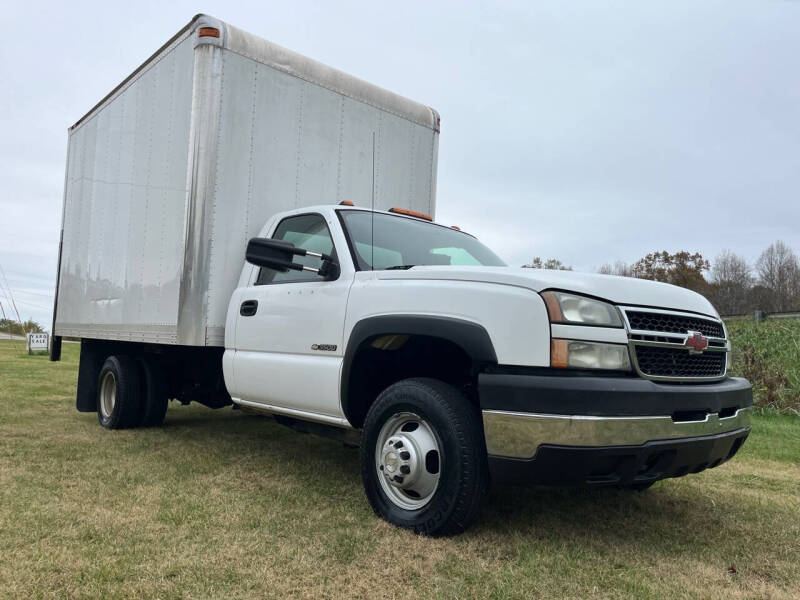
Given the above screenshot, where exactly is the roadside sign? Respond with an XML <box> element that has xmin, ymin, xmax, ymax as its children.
<box><xmin>27</xmin><ymin>333</ymin><xmax>49</xmax><ymax>354</ymax></box>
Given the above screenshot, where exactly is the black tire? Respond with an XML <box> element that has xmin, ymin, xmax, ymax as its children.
<box><xmin>137</xmin><ymin>357</ymin><xmax>168</xmax><ymax>427</ymax></box>
<box><xmin>97</xmin><ymin>355</ymin><xmax>142</xmax><ymax>430</ymax></box>
<box><xmin>361</xmin><ymin>378</ymin><xmax>488</xmax><ymax>536</ymax></box>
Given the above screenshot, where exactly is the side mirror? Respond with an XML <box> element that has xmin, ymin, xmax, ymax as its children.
<box><xmin>246</xmin><ymin>238</ymin><xmax>299</xmax><ymax>272</ymax></box>
<box><xmin>245</xmin><ymin>238</ymin><xmax>339</xmax><ymax>279</ymax></box>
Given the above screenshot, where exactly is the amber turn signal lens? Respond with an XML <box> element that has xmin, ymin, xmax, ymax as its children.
<box><xmin>550</xmin><ymin>339</ymin><xmax>568</xmax><ymax>368</ymax></box>
<box><xmin>541</xmin><ymin>291</ymin><xmax>564</xmax><ymax>323</ymax></box>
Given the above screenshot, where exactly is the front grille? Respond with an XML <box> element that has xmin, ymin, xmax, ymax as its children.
<box><xmin>626</xmin><ymin>311</ymin><xmax>724</xmax><ymax>338</ymax></box>
<box><xmin>634</xmin><ymin>346</ymin><xmax>726</xmax><ymax>378</ymax></box>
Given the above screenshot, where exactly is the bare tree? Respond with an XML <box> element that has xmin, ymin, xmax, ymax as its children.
<box><xmin>755</xmin><ymin>241</ymin><xmax>800</xmax><ymax>312</ymax></box>
<box><xmin>708</xmin><ymin>250</ymin><xmax>752</xmax><ymax>315</ymax></box>
<box><xmin>598</xmin><ymin>261</ymin><xmax>633</xmax><ymax>277</ymax></box>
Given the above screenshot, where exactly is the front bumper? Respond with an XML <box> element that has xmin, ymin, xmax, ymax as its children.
<box><xmin>480</xmin><ymin>372</ymin><xmax>752</xmax><ymax>485</ymax></box>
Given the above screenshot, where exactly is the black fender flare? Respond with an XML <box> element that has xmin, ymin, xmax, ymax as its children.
<box><xmin>340</xmin><ymin>315</ymin><xmax>497</xmax><ymax>425</ymax></box>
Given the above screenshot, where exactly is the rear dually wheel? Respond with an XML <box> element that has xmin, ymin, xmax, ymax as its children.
<box><xmin>97</xmin><ymin>355</ymin><xmax>142</xmax><ymax>429</ymax></box>
<box><xmin>137</xmin><ymin>356</ymin><xmax>168</xmax><ymax>427</ymax></box>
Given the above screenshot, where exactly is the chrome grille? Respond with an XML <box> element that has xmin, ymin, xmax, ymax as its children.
<box><xmin>626</xmin><ymin>311</ymin><xmax>724</xmax><ymax>338</ymax></box>
<box><xmin>634</xmin><ymin>345</ymin><xmax>726</xmax><ymax>378</ymax></box>
<box><xmin>621</xmin><ymin>308</ymin><xmax>728</xmax><ymax>382</ymax></box>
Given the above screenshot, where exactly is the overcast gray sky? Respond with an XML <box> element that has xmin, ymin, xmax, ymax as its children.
<box><xmin>1</xmin><ymin>0</ymin><xmax>799</xmax><ymax>328</ymax></box>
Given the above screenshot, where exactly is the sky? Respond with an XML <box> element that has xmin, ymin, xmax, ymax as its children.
<box><xmin>1</xmin><ymin>0</ymin><xmax>799</xmax><ymax>328</ymax></box>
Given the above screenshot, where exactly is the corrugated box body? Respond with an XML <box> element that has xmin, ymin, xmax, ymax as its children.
<box><xmin>54</xmin><ymin>15</ymin><xmax>440</xmax><ymax>347</ymax></box>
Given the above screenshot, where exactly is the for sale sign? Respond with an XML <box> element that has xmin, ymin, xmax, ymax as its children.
<box><xmin>27</xmin><ymin>333</ymin><xmax>49</xmax><ymax>354</ymax></box>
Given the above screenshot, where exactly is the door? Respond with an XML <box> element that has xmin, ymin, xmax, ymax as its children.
<box><xmin>232</xmin><ymin>213</ymin><xmax>352</xmax><ymax>419</ymax></box>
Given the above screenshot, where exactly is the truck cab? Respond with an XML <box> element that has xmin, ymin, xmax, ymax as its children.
<box><xmin>221</xmin><ymin>204</ymin><xmax>752</xmax><ymax>535</ymax></box>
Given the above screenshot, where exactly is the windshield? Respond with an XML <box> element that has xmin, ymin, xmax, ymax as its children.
<box><xmin>339</xmin><ymin>210</ymin><xmax>506</xmax><ymax>270</ymax></box>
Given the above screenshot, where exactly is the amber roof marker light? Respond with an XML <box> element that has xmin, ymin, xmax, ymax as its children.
<box><xmin>339</xmin><ymin>200</ymin><xmax>354</xmax><ymax>206</ymax></box>
<box><xmin>388</xmin><ymin>207</ymin><xmax>433</xmax><ymax>221</ymax></box>
<box><xmin>198</xmin><ymin>27</ymin><xmax>220</xmax><ymax>38</ymax></box>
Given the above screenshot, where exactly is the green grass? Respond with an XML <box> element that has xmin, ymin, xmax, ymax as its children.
<box><xmin>1</xmin><ymin>339</ymin><xmax>799</xmax><ymax>599</ymax></box>
<box><xmin>726</xmin><ymin>318</ymin><xmax>800</xmax><ymax>413</ymax></box>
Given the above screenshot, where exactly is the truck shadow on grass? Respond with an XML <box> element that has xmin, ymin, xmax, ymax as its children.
<box><xmin>145</xmin><ymin>406</ymin><xmax>754</xmax><ymax>548</ymax></box>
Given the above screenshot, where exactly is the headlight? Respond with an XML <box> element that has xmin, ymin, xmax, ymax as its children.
<box><xmin>541</xmin><ymin>291</ymin><xmax>622</xmax><ymax>328</ymax></box>
<box><xmin>551</xmin><ymin>339</ymin><xmax>631</xmax><ymax>371</ymax></box>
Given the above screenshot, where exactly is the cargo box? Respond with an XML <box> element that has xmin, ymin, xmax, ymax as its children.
<box><xmin>53</xmin><ymin>14</ymin><xmax>439</xmax><ymax>347</ymax></box>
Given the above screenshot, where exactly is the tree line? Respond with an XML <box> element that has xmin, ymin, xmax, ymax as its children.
<box><xmin>0</xmin><ymin>318</ymin><xmax>45</xmax><ymax>335</ymax></box>
<box><xmin>524</xmin><ymin>240</ymin><xmax>800</xmax><ymax>316</ymax></box>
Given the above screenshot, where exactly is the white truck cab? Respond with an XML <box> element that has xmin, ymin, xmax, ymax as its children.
<box><xmin>51</xmin><ymin>15</ymin><xmax>752</xmax><ymax>535</ymax></box>
<box><xmin>219</xmin><ymin>204</ymin><xmax>752</xmax><ymax>534</ymax></box>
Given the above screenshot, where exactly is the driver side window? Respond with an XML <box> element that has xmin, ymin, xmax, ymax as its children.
<box><xmin>255</xmin><ymin>214</ymin><xmax>337</xmax><ymax>285</ymax></box>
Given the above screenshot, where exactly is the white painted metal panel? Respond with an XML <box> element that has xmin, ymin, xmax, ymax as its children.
<box><xmin>55</xmin><ymin>35</ymin><xmax>195</xmax><ymax>341</ymax></box>
<box><xmin>231</xmin><ymin>352</ymin><xmax>344</xmax><ymax>418</ymax></box>
<box><xmin>225</xmin><ymin>208</ymin><xmax>355</xmax><ymax>417</ymax></box>
<box><xmin>222</xmin><ymin>22</ymin><xmax>437</xmax><ymax>130</ymax></box>
<box><xmin>375</xmin><ymin>266</ymin><xmax>720</xmax><ymax>318</ymax></box>
<box><xmin>344</xmin><ymin>274</ymin><xmax>552</xmax><ymax>368</ymax></box>
<box><xmin>550</xmin><ymin>323</ymin><xmax>629</xmax><ymax>344</ymax></box>
<box><xmin>337</xmin><ymin>98</ymin><xmax>380</xmax><ymax>207</ymax></box>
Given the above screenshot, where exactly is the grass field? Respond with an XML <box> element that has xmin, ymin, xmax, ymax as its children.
<box><xmin>1</xmin><ymin>339</ymin><xmax>798</xmax><ymax>599</ymax></box>
<box><xmin>726</xmin><ymin>318</ymin><xmax>800</xmax><ymax>413</ymax></box>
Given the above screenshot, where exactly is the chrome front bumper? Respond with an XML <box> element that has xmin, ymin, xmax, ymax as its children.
<box><xmin>478</xmin><ymin>373</ymin><xmax>753</xmax><ymax>485</ymax></box>
<box><xmin>483</xmin><ymin>406</ymin><xmax>752</xmax><ymax>459</ymax></box>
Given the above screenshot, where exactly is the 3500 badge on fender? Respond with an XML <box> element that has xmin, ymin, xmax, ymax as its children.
<box><xmin>311</xmin><ymin>344</ymin><xmax>337</xmax><ymax>352</ymax></box>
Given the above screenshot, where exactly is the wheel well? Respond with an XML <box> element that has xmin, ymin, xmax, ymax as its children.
<box><xmin>344</xmin><ymin>334</ymin><xmax>481</xmax><ymax>428</ymax></box>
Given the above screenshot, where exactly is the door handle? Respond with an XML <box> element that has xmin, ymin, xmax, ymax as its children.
<box><xmin>240</xmin><ymin>299</ymin><xmax>258</xmax><ymax>317</ymax></box>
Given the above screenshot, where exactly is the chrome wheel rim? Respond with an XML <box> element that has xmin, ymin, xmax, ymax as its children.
<box><xmin>375</xmin><ymin>412</ymin><xmax>442</xmax><ymax>510</ymax></box>
<box><xmin>99</xmin><ymin>371</ymin><xmax>116</xmax><ymax>418</ymax></box>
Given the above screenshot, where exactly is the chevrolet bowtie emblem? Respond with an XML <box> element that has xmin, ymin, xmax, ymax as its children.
<box><xmin>685</xmin><ymin>331</ymin><xmax>709</xmax><ymax>354</ymax></box>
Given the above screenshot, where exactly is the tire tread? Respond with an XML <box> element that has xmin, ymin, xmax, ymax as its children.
<box><xmin>361</xmin><ymin>377</ymin><xmax>488</xmax><ymax>536</ymax></box>
<box><xmin>97</xmin><ymin>355</ymin><xmax>142</xmax><ymax>430</ymax></box>
<box><xmin>137</xmin><ymin>357</ymin><xmax>168</xmax><ymax>427</ymax></box>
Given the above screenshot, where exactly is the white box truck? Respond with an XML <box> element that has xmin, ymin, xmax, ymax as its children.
<box><xmin>52</xmin><ymin>15</ymin><xmax>752</xmax><ymax>535</ymax></box>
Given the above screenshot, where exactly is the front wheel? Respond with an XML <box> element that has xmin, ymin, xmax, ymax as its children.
<box><xmin>360</xmin><ymin>378</ymin><xmax>488</xmax><ymax>536</ymax></box>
